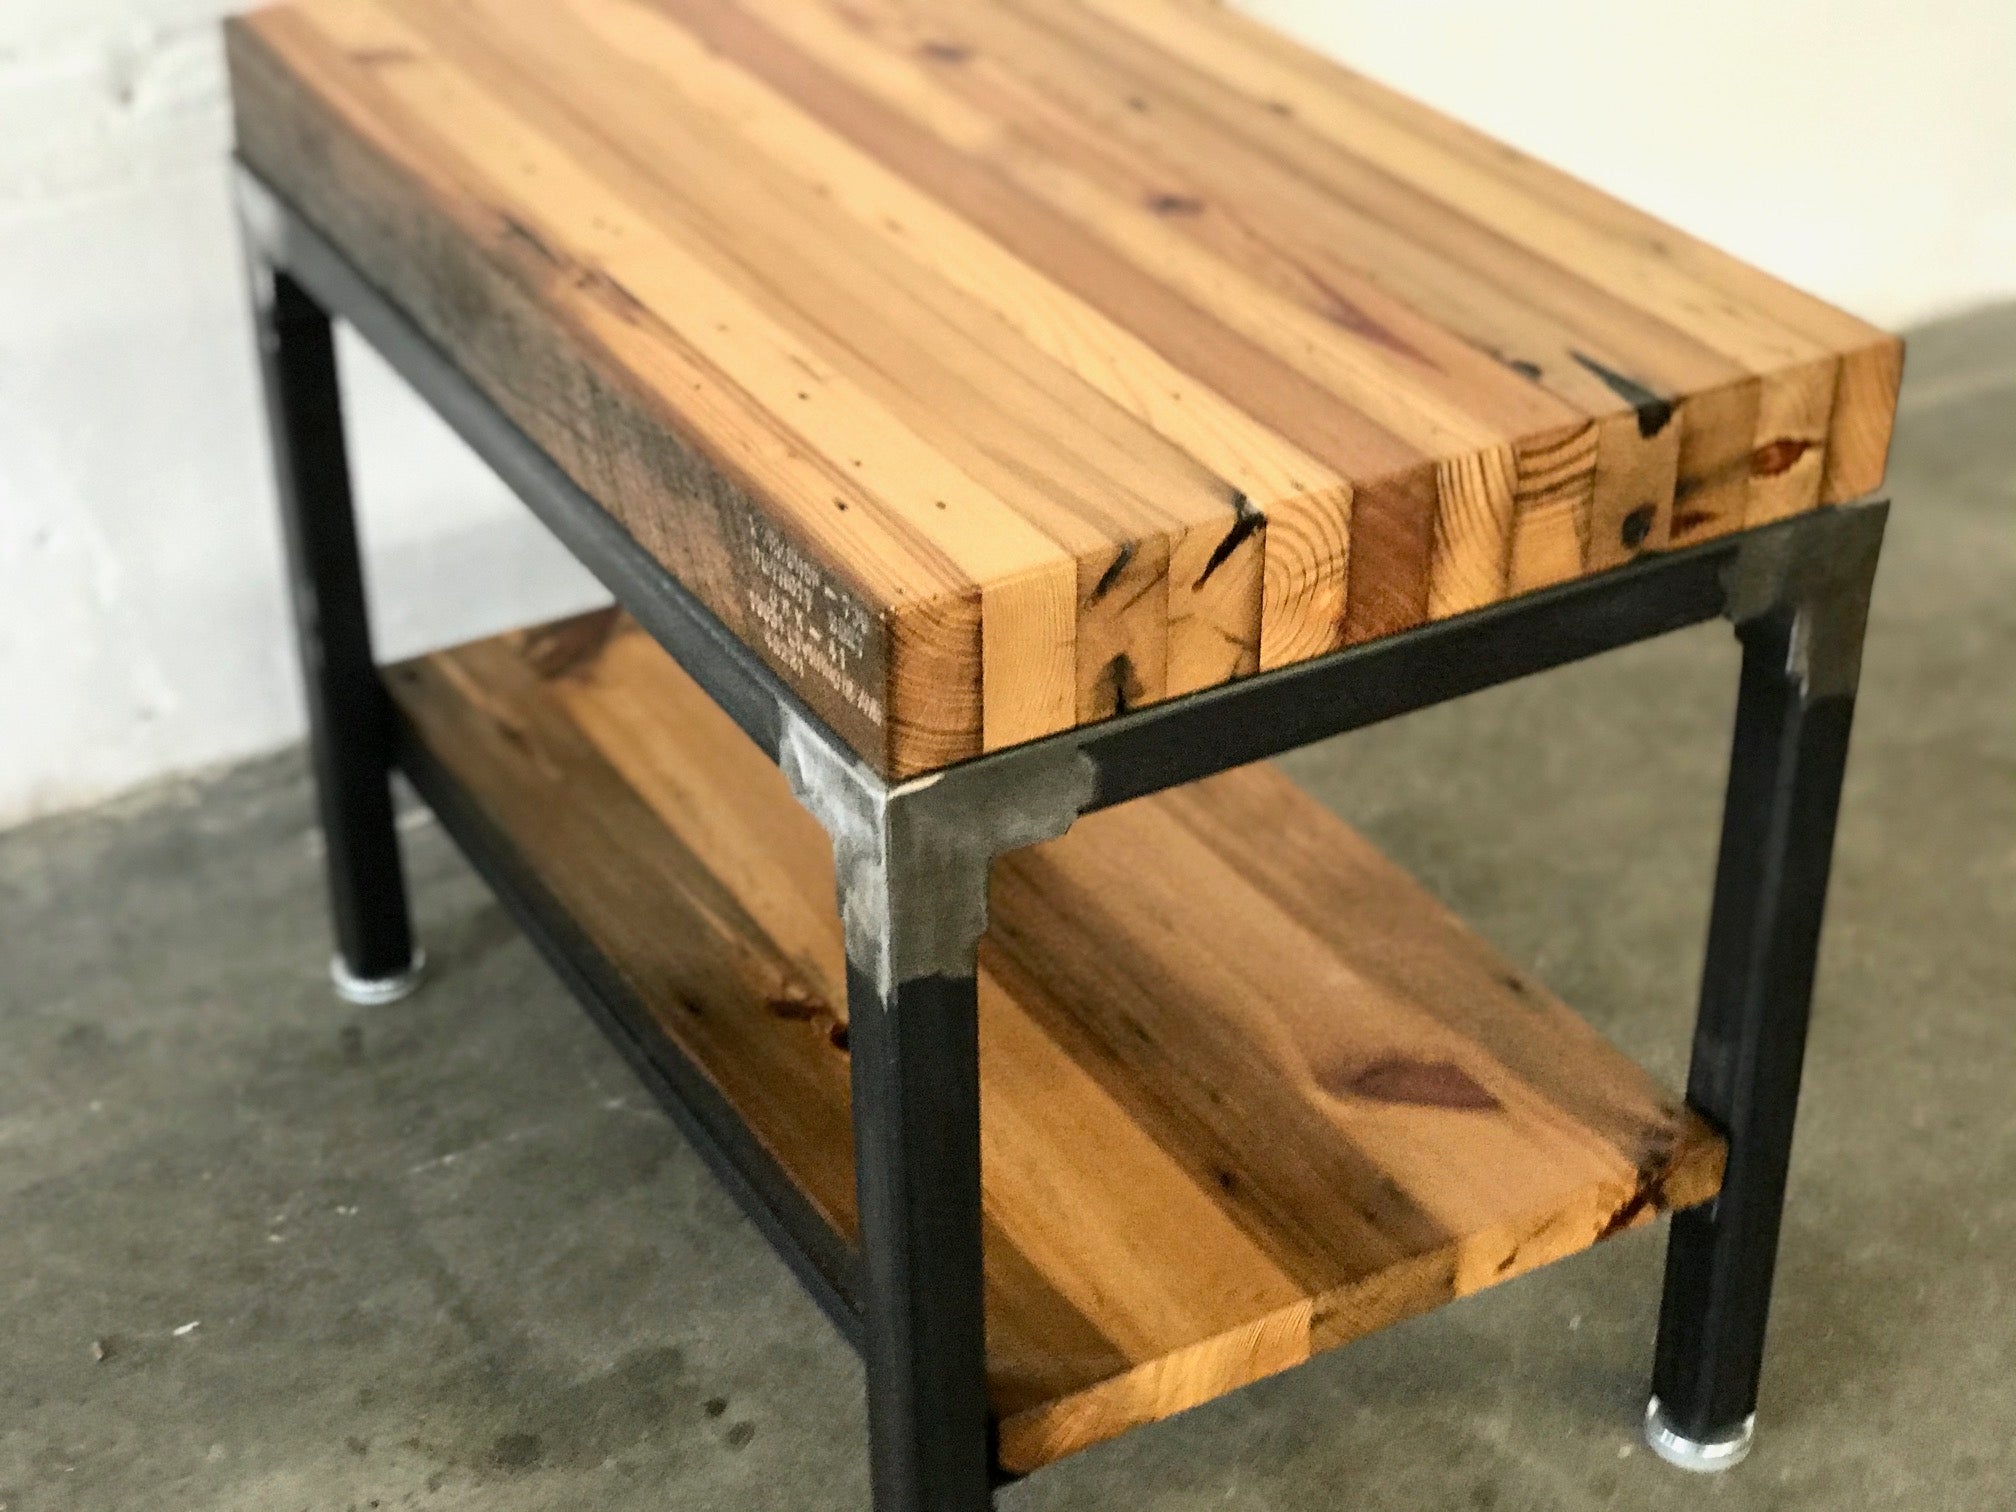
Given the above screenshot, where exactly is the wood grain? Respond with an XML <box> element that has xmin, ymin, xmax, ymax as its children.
<box><xmin>387</xmin><ymin>610</ymin><xmax>1727</xmax><ymax>1472</ymax></box>
<box><xmin>233</xmin><ymin>0</ymin><xmax>1901</xmax><ymax>775</ymax></box>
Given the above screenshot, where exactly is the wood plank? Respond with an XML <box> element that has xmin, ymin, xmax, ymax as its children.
<box><xmin>232</xmin><ymin>0</ymin><xmax>1901</xmax><ymax>776</ymax></box>
<box><xmin>387</xmin><ymin>610</ymin><xmax>1726</xmax><ymax>1472</ymax></box>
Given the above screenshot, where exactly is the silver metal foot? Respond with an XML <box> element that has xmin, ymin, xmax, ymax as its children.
<box><xmin>1643</xmin><ymin>1397</ymin><xmax>1754</xmax><ymax>1472</ymax></box>
<box><xmin>330</xmin><ymin>949</ymin><xmax>427</xmax><ymax>1006</ymax></box>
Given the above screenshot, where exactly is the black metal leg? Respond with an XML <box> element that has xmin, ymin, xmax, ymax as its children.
<box><xmin>248</xmin><ymin>253</ymin><xmax>422</xmax><ymax>1003</ymax></box>
<box><xmin>779</xmin><ymin>713</ymin><xmax>1090</xmax><ymax>1511</ymax></box>
<box><xmin>1647</xmin><ymin>594</ymin><xmax>1868</xmax><ymax>1468</ymax></box>
<box><xmin>846</xmin><ymin>959</ymin><xmax>994</xmax><ymax>1512</ymax></box>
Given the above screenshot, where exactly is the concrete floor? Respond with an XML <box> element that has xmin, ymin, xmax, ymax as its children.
<box><xmin>4</xmin><ymin>306</ymin><xmax>2013</xmax><ymax>1512</ymax></box>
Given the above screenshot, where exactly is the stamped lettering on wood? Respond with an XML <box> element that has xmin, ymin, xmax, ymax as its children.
<box><xmin>740</xmin><ymin>512</ymin><xmax>884</xmax><ymax>729</ymax></box>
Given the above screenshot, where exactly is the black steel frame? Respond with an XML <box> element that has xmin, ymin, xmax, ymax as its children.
<box><xmin>239</xmin><ymin>164</ymin><xmax>1885</xmax><ymax>1504</ymax></box>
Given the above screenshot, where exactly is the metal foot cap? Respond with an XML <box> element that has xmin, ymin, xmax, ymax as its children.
<box><xmin>330</xmin><ymin>949</ymin><xmax>427</xmax><ymax>1006</ymax></box>
<box><xmin>1643</xmin><ymin>1397</ymin><xmax>1754</xmax><ymax>1472</ymax></box>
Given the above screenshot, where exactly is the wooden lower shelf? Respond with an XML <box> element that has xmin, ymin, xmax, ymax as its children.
<box><xmin>385</xmin><ymin>609</ymin><xmax>1724</xmax><ymax>1474</ymax></box>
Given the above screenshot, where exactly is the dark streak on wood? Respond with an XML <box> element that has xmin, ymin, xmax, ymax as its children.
<box><xmin>1090</xmin><ymin>541</ymin><xmax>1137</xmax><ymax>601</ymax></box>
<box><xmin>1570</xmin><ymin>350</ymin><xmax>1675</xmax><ymax>438</ymax></box>
<box><xmin>1675</xmin><ymin>446</ymin><xmax>1760</xmax><ymax>505</ymax></box>
<box><xmin>1464</xmin><ymin>336</ymin><xmax>1548</xmax><ymax>384</ymax></box>
<box><xmin>573</xmin><ymin>265</ymin><xmax>652</xmax><ymax>325</ymax></box>
<box><xmin>1115</xmin><ymin>574</ymin><xmax>1161</xmax><ymax>616</ymax></box>
<box><xmin>1293</xmin><ymin>259</ymin><xmax>1433</xmax><ymax>366</ymax></box>
<box><xmin>497</xmin><ymin>210</ymin><xmax>653</xmax><ymax>337</ymax></box>
<box><xmin>1105</xmin><ymin>651</ymin><xmax>1143</xmax><ymax>714</ymax></box>
<box><xmin>1336</xmin><ymin>1058</ymin><xmax>1503</xmax><ymax>1112</ymax></box>
<box><xmin>768</xmin><ymin>991</ymin><xmax>850</xmax><ymax>1052</ymax></box>
<box><xmin>1596</xmin><ymin>1169</ymin><xmax>1669</xmax><ymax>1242</ymax></box>
<box><xmin>1194</xmin><ymin>493</ymin><xmax>1266</xmax><ymax>589</ymax></box>
<box><xmin>496</xmin><ymin>210</ymin><xmax>562</xmax><ymax>270</ymax></box>
<box><xmin>1620</xmin><ymin>504</ymin><xmax>1656</xmax><ymax>549</ymax></box>
<box><xmin>1752</xmin><ymin>437</ymin><xmax>1818</xmax><ymax>477</ymax></box>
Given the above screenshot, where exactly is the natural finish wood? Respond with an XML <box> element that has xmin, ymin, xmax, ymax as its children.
<box><xmin>386</xmin><ymin>608</ymin><xmax>1727</xmax><ymax>1471</ymax></box>
<box><xmin>234</xmin><ymin>0</ymin><xmax>1902</xmax><ymax>777</ymax></box>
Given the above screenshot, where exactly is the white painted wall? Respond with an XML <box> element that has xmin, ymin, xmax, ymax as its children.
<box><xmin>0</xmin><ymin>2</ymin><xmax>602</xmax><ymax>827</ymax></box>
<box><xmin>1249</xmin><ymin>0</ymin><xmax>2016</xmax><ymax>330</ymax></box>
<box><xmin>0</xmin><ymin>2</ymin><xmax>2007</xmax><ymax>825</ymax></box>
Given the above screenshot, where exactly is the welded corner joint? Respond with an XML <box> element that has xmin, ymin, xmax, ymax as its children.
<box><xmin>1720</xmin><ymin>502</ymin><xmax>1888</xmax><ymax>702</ymax></box>
<box><xmin>780</xmin><ymin>713</ymin><xmax>1095</xmax><ymax>1001</ymax></box>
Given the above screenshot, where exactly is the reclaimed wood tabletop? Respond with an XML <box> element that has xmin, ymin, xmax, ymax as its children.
<box><xmin>229</xmin><ymin>0</ymin><xmax>1903</xmax><ymax>777</ymax></box>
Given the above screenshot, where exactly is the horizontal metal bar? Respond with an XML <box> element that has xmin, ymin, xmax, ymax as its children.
<box><xmin>391</xmin><ymin>709</ymin><xmax>865</xmax><ymax>1348</ymax></box>
<box><xmin>1059</xmin><ymin>504</ymin><xmax>1886</xmax><ymax>812</ymax></box>
<box><xmin>1043</xmin><ymin>534</ymin><xmax>1744</xmax><ymax>813</ymax></box>
<box><xmin>236</xmin><ymin>164</ymin><xmax>845</xmax><ymax>776</ymax></box>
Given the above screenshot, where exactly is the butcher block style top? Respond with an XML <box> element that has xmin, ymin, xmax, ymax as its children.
<box><xmin>228</xmin><ymin>0</ymin><xmax>1903</xmax><ymax>778</ymax></box>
